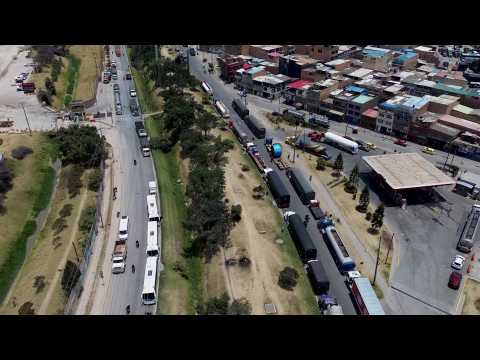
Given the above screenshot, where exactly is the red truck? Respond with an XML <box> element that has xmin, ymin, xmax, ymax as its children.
<box><xmin>115</xmin><ymin>47</ymin><xmax>122</xmax><ymax>57</ymax></box>
<box><xmin>22</xmin><ymin>82</ymin><xmax>35</xmax><ymax>94</ymax></box>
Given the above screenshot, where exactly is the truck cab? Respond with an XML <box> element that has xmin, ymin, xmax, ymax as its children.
<box><xmin>346</xmin><ymin>270</ymin><xmax>362</xmax><ymax>286</ymax></box>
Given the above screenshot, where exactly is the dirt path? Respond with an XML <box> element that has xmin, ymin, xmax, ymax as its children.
<box><xmin>37</xmin><ymin>186</ymin><xmax>89</xmax><ymax>314</ymax></box>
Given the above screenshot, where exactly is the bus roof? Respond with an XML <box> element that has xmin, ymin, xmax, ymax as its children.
<box><xmin>143</xmin><ymin>256</ymin><xmax>157</xmax><ymax>294</ymax></box>
<box><xmin>119</xmin><ymin>216</ymin><xmax>128</xmax><ymax>232</ymax></box>
<box><xmin>147</xmin><ymin>221</ymin><xmax>158</xmax><ymax>251</ymax></box>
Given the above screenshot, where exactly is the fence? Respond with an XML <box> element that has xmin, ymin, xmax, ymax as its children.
<box><xmin>64</xmin><ymin>155</ymin><xmax>106</xmax><ymax>315</ymax></box>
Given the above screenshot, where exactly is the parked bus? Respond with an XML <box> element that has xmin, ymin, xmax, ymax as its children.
<box><xmin>146</xmin><ymin>221</ymin><xmax>159</xmax><ymax>257</ymax></box>
<box><xmin>215</xmin><ymin>100</ymin><xmax>230</xmax><ymax>119</ymax></box>
<box><xmin>457</xmin><ymin>204</ymin><xmax>480</xmax><ymax>253</ymax></box>
<box><xmin>201</xmin><ymin>81</ymin><xmax>213</xmax><ymax>96</ymax></box>
<box><xmin>142</xmin><ymin>256</ymin><xmax>158</xmax><ymax>305</ymax></box>
<box><xmin>146</xmin><ymin>194</ymin><xmax>160</xmax><ymax>222</ymax></box>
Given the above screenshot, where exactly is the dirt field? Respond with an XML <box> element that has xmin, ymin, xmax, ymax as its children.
<box><xmin>203</xmin><ymin>130</ymin><xmax>318</xmax><ymax>314</ymax></box>
<box><xmin>462</xmin><ymin>278</ymin><xmax>480</xmax><ymax>315</ymax></box>
<box><xmin>303</xmin><ymin>155</ymin><xmax>393</xmax><ymax>281</ymax></box>
<box><xmin>68</xmin><ymin>45</ymin><xmax>102</xmax><ymax>103</ymax></box>
<box><xmin>0</xmin><ymin>167</ymin><xmax>95</xmax><ymax>315</ymax></box>
<box><xmin>0</xmin><ymin>133</ymin><xmax>54</xmax><ymax>266</ymax></box>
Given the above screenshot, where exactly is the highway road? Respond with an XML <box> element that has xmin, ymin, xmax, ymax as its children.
<box><xmin>88</xmin><ymin>45</ymin><xmax>161</xmax><ymax>315</ymax></box>
<box><xmin>188</xmin><ymin>47</ymin><xmax>358</xmax><ymax>314</ymax></box>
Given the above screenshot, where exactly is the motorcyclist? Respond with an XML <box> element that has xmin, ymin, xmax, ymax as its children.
<box><xmin>132</xmin><ymin>264</ymin><xmax>135</xmax><ymax>273</ymax></box>
<box><xmin>134</xmin><ymin>159</ymin><xmax>137</xmax><ymax>165</ymax></box>
<box><xmin>136</xmin><ymin>240</ymin><xmax>139</xmax><ymax>248</ymax></box>
<box><xmin>126</xmin><ymin>305</ymin><xmax>130</xmax><ymax>314</ymax></box>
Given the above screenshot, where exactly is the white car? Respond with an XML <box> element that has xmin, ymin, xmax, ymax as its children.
<box><xmin>451</xmin><ymin>255</ymin><xmax>466</xmax><ymax>270</ymax></box>
<box><xmin>130</xmin><ymin>89</ymin><xmax>137</xmax><ymax>97</ymax></box>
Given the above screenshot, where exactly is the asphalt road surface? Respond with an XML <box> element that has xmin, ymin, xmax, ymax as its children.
<box><xmin>91</xmin><ymin>46</ymin><xmax>160</xmax><ymax>315</ymax></box>
<box><xmin>189</xmin><ymin>48</ymin><xmax>359</xmax><ymax>315</ymax></box>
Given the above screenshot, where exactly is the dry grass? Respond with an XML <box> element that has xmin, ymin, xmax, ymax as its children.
<box><xmin>29</xmin><ymin>57</ymin><xmax>69</xmax><ymax>109</ymax></box>
<box><xmin>0</xmin><ymin>168</ymin><xmax>94</xmax><ymax>315</ymax></box>
<box><xmin>68</xmin><ymin>45</ymin><xmax>102</xmax><ymax>102</ymax></box>
<box><xmin>303</xmin><ymin>154</ymin><xmax>394</xmax><ymax>282</ymax></box>
<box><xmin>462</xmin><ymin>278</ymin><xmax>480</xmax><ymax>315</ymax></box>
<box><xmin>0</xmin><ymin>134</ymin><xmax>52</xmax><ymax>266</ymax></box>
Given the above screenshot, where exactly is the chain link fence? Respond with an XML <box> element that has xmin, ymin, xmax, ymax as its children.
<box><xmin>64</xmin><ymin>156</ymin><xmax>106</xmax><ymax>315</ymax></box>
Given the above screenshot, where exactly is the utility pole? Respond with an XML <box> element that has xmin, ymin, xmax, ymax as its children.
<box><xmin>292</xmin><ymin>121</ymin><xmax>299</xmax><ymax>164</ymax></box>
<box><xmin>385</xmin><ymin>233</ymin><xmax>394</xmax><ymax>264</ymax></box>
<box><xmin>21</xmin><ymin>103</ymin><xmax>32</xmax><ymax>136</ymax></box>
<box><xmin>372</xmin><ymin>234</ymin><xmax>382</xmax><ymax>286</ymax></box>
<box><xmin>72</xmin><ymin>241</ymin><xmax>80</xmax><ymax>263</ymax></box>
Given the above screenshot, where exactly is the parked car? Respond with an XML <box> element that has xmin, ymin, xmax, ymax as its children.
<box><xmin>351</xmin><ymin>127</ymin><xmax>358</xmax><ymax>134</ymax></box>
<box><xmin>113</xmin><ymin>84</ymin><xmax>120</xmax><ymax>93</ymax></box>
<box><xmin>394</xmin><ymin>139</ymin><xmax>407</xmax><ymax>147</ymax></box>
<box><xmin>451</xmin><ymin>255</ymin><xmax>466</xmax><ymax>270</ymax></box>
<box><xmin>125</xmin><ymin>73</ymin><xmax>132</xmax><ymax>80</ymax></box>
<box><xmin>448</xmin><ymin>271</ymin><xmax>462</xmax><ymax>290</ymax></box>
<box><xmin>130</xmin><ymin>88</ymin><xmax>137</xmax><ymax>97</ymax></box>
<box><xmin>366</xmin><ymin>142</ymin><xmax>377</xmax><ymax>150</ymax></box>
<box><xmin>422</xmin><ymin>147</ymin><xmax>435</xmax><ymax>155</ymax></box>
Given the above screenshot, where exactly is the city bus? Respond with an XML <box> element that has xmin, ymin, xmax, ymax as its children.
<box><xmin>146</xmin><ymin>221</ymin><xmax>159</xmax><ymax>257</ymax></box>
<box><xmin>146</xmin><ymin>194</ymin><xmax>160</xmax><ymax>222</ymax></box>
<box><xmin>201</xmin><ymin>81</ymin><xmax>213</xmax><ymax>96</ymax></box>
<box><xmin>142</xmin><ymin>256</ymin><xmax>158</xmax><ymax>305</ymax></box>
<box><xmin>215</xmin><ymin>100</ymin><xmax>230</xmax><ymax>119</ymax></box>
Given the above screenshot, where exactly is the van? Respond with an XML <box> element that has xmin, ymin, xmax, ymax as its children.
<box><xmin>148</xmin><ymin>181</ymin><xmax>157</xmax><ymax>195</ymax></box>
<box><xmin>118</xmin><ymin>216</ymin><xmax>129</xmax><ymax>240</ymax></box>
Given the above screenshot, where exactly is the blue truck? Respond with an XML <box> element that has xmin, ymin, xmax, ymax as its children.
<box><xmin>264</xmin><ymin>137</ymin><xmax>282</xmax><ymax>158</ymax></box>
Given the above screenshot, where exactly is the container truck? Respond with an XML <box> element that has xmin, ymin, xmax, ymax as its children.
<box><xmin>264</xmin><ymin>137</ymin><xmax>282</xmax><ymax>158</ymax></box>
<box><xmin>323</xmin><ymin>225</ymin><xmax>356</xmax><ymax>273</ymax></box>
<box><xmin>244</xmin><ymin>114</ymin><xmax>266</xmax><ymax>139</ymax></box>
<box><xmin>112</xmin><ymin>239</ymin><xmax>127</xmax><ymax>274</ymax></box>
<box><xmin>346</xmin><ymin>273</ymin><xmax>385</xmax><ymax>315</ymax></box>
<box><xmin>306</xmin><ymin>260</ymin><xmax>329</xmax><ymax>295</ymax></box>
<box><xmin>265</xmin><ymin>169</ymin><xmax>290</xmax><ymax>208</ymax></box>
<box><xmin>286</xmin><ymin>168</ymin><xmax>315</xmax><ymax>205</ymax></box>
<box><xmin>323</xmin><ymin>132</ymin><xmax>359</xmax><ymax>154</ymax></box>
<box><xmin>232</xmin><ymin>98</ymin><xmax>249</xmax><ymax>118</ymax></box>
<box><xmin>135</xmin><ymin>121</ymin><xmax>147</xmax><ymax>137</ymax></box>
<box><xmin>318</xmin><ymin>295</ymin><xmax>344</xmax><ymax>315</ymax></box>
<box><xmin>140</xmin><ymin>137</ymin><xmax>151</xmax><ymax>157</ymax></box>
<box><xmin>284</xmin><ymin>212</ymin><xmax>317</xmax><ymax>262</ymax></box>
<box><xmin>130</xmin><ymin>98</ymin><xmax>140</xmax><ymax>116</ymax></box>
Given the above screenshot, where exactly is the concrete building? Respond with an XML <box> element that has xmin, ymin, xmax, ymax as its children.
<box><xmin>279</xmin><ymin>54</ymin><xmax>319</xmax><ymax>79</ymax></box>
<box><xmin>218</xmin><ymin>55</ymin><xmax>246</xmax><ymax>83</ymax></box>
<box><xmin>451</xmin><ymin>104</ymin><xmax>480</xmax><ymax>123</ymax></box>
<box><xmin>247</xmin><ymin>45</ymin><xmax>284</xmax><ymax>62</ymax></box>
<box><xmin>235</xmin><ymin>66</ymin><xmax>266</xmax><ymax>90</ymax></box>
<box><xmin>293</xmin><ymin>45</ymin><xmax>339</xmax><ymax>62</ymax></box>
<box><xmin>360</xmin><ymin>108</ymin><xmax>379</xmax><ymax>130</ymax></box>
<box><xmin>285</xmin><ymin>80</ymin><xmax>313</xmax><ymax>106</ymax></box>
<box><xmin>344</xmin><ymin>67</ymin><xmax>375</xmax><ymax>81</ymax></box>
<box><xmin>409</xmin><ymin>112</ymin><xmax>460</xmax><ymax>148</ymax></box>
<box><xmin>425</xmin><ymin>94</ymin><xmax>460</xmax><ymax>115</ymax></box>
<box><xmin>437</xmin><ymin>114</ymin><xmax>480</xmax><ymax>137</ymax></box>
<box><xmin>428</xmin><ymin>70</ymin><xmax>468</xmax><ymax>87</ymax></box>
<box><xmin>392</xmin><ymin>49</ymin><xmax>418</xmax><ymax>70</ymax></box>
<box><xmin>251</xmin><ymin>74</ymin><xmax>291</xmax><ymax>99</ymax></box>
<box><xmin>361</xmin><ymin>46</ymin><xmax>394</xmax><ymax>72</ymax></box>
<box><xmin>325</xmin><ymin>59</ymin><xmax>352</xmax><ymax>71</ymax></box>
<box><xmin>414</xmin><ymin>46</ymin><xmax>438</xmax><ymax>64</ymax></box>
<box><xmin>377</xmin><ymin>94</ymin><xmax>429</xmax><ymax>138</ymax></box>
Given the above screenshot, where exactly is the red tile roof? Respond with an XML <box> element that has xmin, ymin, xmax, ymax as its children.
<box><xmin>287</xmin><ymin>79</ymin><xmax>312</xmax><ymax>89</ymax></box>
<box><xmin>362</xmin><ymin>108</ymin><xmax>379</xmax><ymax>118</ymax></box>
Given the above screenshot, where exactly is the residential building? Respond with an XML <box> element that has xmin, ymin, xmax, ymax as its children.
<box><xmin>360</xmin><ymin>108</ymin><xmax>379</xmax><ymax>130</ymax></box>
<box><xmin>377</xmin><ymin>94</ymin><xmax>429</xmax><ymax>138</ymax></box>
<box><xmin>392</xmin><ymin>49</ymin><xmax>418</xmax><ymax>70</ymax></box>
<box><xmin>303</xmin><ymin>79</ymin><xmax>343</xmax><ymax>112</ymax></box>
<box><xmin>325</xmin><ymin>59</ymin><xmax>352</xmax><ymax>71</ymax></box>
<box><xmin>409</xmin><ymin>112</ymin><xmax>460</xmax><ymax>148</ymax></box>
<box><xmin>235</xmin><ymin>66</ymin><xmax>266</xmax><ymax>90</ymax></box>
<box><xmin>428</xmin><ymin>70</ymin><xmax>468</xmax><ymax>87</ymax></box>
<box><xmin>251</xmin><ymin>74</ymin><xmax>291</xmax><ymax>99</ymax></box>
<box><xmin>414</xmin><ymin>46</ymin><xmax>438</xmax><ymax>64</ymax></box>
<box><xmin>344</xmin><ymin>67</ymin><xmax>375</xmax><ymax>81</ymax></box>
<box><xmin>451</xmin><ymin>104</ymin><xmax>480</xmax><ymax>123</ymax></box>
<box><xmin>285</xmin><ymin>80</ymin><xmax>313</xmax><ymax>105</ymax></box>
<box><xmin>438</xmin><ymin>114</ymin><xmax>480</xmax><ymax>137</ymax></box>
<box><xmin>218</xmin><ymin>55</ymin><xmax>246</xmax><ymax>83</ymax></box>
<box><xmin>259</xmin><ymin>61</ymin><xmax>279</xmax><ymax>75</ymax></box>
<box><xmin>361</xmin><ymin>46</ymin><xmax>394</xmax><ymax>72</ymax></box>
<box><xmin>425</xmin><ymin>94</ymin><xmax>460</xmax><ymax>115</ymax></box>
<box><xmin>331</xmin><ymin>90</ymin><xmax>378</xmax><ymax>124</ymax></box>
<box><xmin>279</xmin><ymin>54</ymin><xmax>319</xmax><ymax>78</ymax></box>
<box><xmin>247</xmin><ymin>45</ymin><xmax>284</xmax><ymax>62</ymax></box>
<box><xmin>309</xmin><ymin>45</ymin><xmax>339</xmax><ymax>61</ymax></box>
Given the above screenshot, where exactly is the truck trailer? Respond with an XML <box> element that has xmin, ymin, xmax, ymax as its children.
<box><xmin>129</xmin><ymin>98</ymin><xmax>140</xmax><ymax>117</ymax></box>
<box><xmin>284</xmin><ymin>212</ymin><xmax>317</xmax><ymax>262</ymax></box>
<box><xmin>347</xmin><ymin>275</ymin><xmax>385</xmax><ymax>315</ymax></box>
<box><xmin>306</xmin><ymin>260</ymin><xmax>329</xmax><ymax>295</ymax></box>
<box><xmin>140</xmin><ymin>137</ymin><xmax>151</xmax><ymax>157</ymax></box>
<box><xmin>135</xmin><ymin>121</ymin><xmax>147</xmax><ymax>137</ymax></box>
<box><xmin>244</xmin><ymin>114</ymin><xmax>266</xmax><ymax>139</ymax></box>
<box><xmin>323</xmin><ymin>132</ymin><xmax>359</xmax><ymax>154</ymax></box>
<box><xmin>265</xmin><ymin>137</ymin><xmax>282</xmax><ymax>159</ymax></box>
<box><xmin>232</xmin><ymin>98</ymin><xmax>249</xmax><ymax>118</ymax></box>
<box><xmin>287</xmin><ymin>168</ymin><xmax>315</xmax><ymax>205</ymax></box>
<box><xmin>265</xmin><ymin>169</ymin><xmax>290</xmax><ymax>208</ymax></box>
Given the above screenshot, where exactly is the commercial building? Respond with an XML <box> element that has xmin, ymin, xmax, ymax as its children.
<box><xmin>235</xmin><ymin>66</ymin><xmax>266</xmax><ymax>90</ymax></box>
<box><xmin>377</xmin><ymin>94</ymin><xmax>429</xmax><ymax>138</ymax></box>
<box><xmin>285</xmin><ymin>80</ymin><xmax>313</xmax><ymax>106</ymax></box>
<box><xmin>363</xmin><ymin>153</ymin><xmax>455</xmax><ymax>206</ymax></box>
<box><xmin>331</xmin><ymin>90</ymin><xmax>378</xmax><ymax>124</ymax></box>
<box><xmin>408</xmin><ymin>112</ymin><xmax>460</xmax><ymax>148</ymax></box>
<box><xmin>437</xmin><ymin>114</ymin><xmax>480</xmax><ymax>137</ymax></box>
<box><xmin>360</xmin><ymin>108</ymin><xmax>379</xmax><ymax>130</ymax></box>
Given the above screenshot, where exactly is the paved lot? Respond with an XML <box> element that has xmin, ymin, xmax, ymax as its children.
<box><xmin>0</xmin><ymin>45</ymin><xmax>56</xmax><ymax>132</ymax></box>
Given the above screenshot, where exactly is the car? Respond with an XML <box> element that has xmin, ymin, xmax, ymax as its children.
<box><xmin>422</xmin><ymin>147</ymin><xmax>435</xmax><ymax>155</ymax></box>
<box><xmin>113</xmin><ymin>84</ymin><xmax>120</xmax><ymax>93</ymax></box>
<box><xmin>366</xmin><ymin>142</ymin><xmax>377</xmax><ymax>150</ymax></box>
<box><xmin>451</xmin><ymin>255</ymin><xmax>466</xmax><ymax>270</ymax></box>
<box><xmin>125</xmin><ymin>73</ymin><xmax>132</xmax><ymax>80</ymax></box>
<box><xmin>355</xmin><ymin>140</ymin><xmax>370</xmax><ymax>151</ymax></box>
<box><xmin>112</xmin><ymin>73</ymin><xmax>118</xmax><ymax>80</ymax></box>
<box><xmin>448</xmin><ymin>271</ymin><xmax>462</xmax><ymax>290</ymax></box>
<box><xmin>130</xmin><ymin>89</ymin><xmax>137</xmax><ymax>97</ymax></box>
<box><xmin>394</xmin><ymin>139</ymin><xmax>407</xmax><ymax>147</ymax></box>
<box><xmin>351</xmin><ymin>127</ymin><xmax>358</xmax><ymax>134</ymax></box>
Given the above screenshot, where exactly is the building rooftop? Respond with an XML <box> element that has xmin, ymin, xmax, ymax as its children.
<box><xmin>287</xmin><ymin>79</ymin><xmax>312</xmax><ymax>90</ymax></box>
<box><xmin>439</xmin><ymin>114</ymin><xmax>480</xmax><ymax>134</ymax></box>
<box><xmin>393</xmin><ymin>51</ymin><xmax>418</xmax><ymax>64</ymax></box>
<box><xmin>425</xmin><ymin>94</ymin><xmax>460</xmax><ymax>105</ymax></box>
<box><xmin>246</xmin><ymin>66</ymin><xmax>266</xmax><ymax>75</ymax></box>
<box><xmin>384</xmin><ymin>84</ymin><xmax>404</xmax><ymax>94</ymax></box>
<box><xmin>363</xmin><ymin>46</ymin><xmax>391</xmax><ymax>58</ymax></box>
<box><xmin>363</xmin><ymin>153</ymin><xmax>455</xmax><ymax>190</ymax></box>
<box><xmin>453</xmin><ymin>104</ymin><xmax>475</xmax><ymax>115</ymax></box>
<box><xmin>380</xmin><ymin>94</ymin><xmax>429</xmax><ymax>112</ymax></box>
<box><xmin>352</xmin><ymin>94</ymin><xmax>375</xmax><ymax>105</ymax></box>
<box><xmin>429</xmin><ymin>122</ymin><xmax>461</xmax><ymax>138</ymax></box>
<box><xmin>346</xmin><ymin>68</ymin><xmax>374</xmax><ymax>79</ymax></box>
<box><xmin>434</xmin><ymin>82</ymin><xmax>480</xmax><ymax>97</ymax></box>
<box><xmin>345</xmin><ymin>85</ymin><xmax>368</xmax><ymax>94</ymax></box>
<box><xmin>325</xmin><ymin>59</ymin><xmax>350</xmax><ymax>67</ymax></box>
<box><xmin>415</xmin><ymin>46</ymin><xmax>434</xmax><ymax>52</ymax></box>
<box><xmin>362</xmin><ymin>108</ymin><xmax>379</xmax><ymax>118</ymax></box>
<box><xmin>253</xmin><ymin>75</ymin><xmax>285</xmax><ymax>85</ymax></box>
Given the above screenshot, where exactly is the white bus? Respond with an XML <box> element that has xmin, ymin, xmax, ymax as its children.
<box><xmin>201</xmin><ymin>81</ymin><xmax>213</xmax><ymax>96</ymax></box>
<box><xmin>146</xmin><ymin>221</ymin><xmax>159</xmax><ymax>257</ymax></box>
<box><xmin>146</xmin><ymin>194</ymin><xmax>160</xmax><ymax>222</ymax></box>
<box><xmin>215</xmin><ymin>100</ymin><xmax>230</xmax><ymax>119</ymax></box>
<box><xmin>142</xmin><ymin>256</ymin><xmax>158</xmax><ymax>305</ymax></box>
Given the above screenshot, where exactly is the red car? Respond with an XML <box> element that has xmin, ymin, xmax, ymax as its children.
<box><xmin>394</xmin><ymin>139</ymin><xmax>407</xmax><ymax>147</ymax></box>
<box><xmin>448</xmin><ymin>271</ymin><xmax>462</xmax><ymax>290</ymax></box>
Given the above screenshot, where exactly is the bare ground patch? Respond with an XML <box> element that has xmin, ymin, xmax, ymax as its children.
<box><xmin>462</xmin><ymin>278</ymin><xmax>480</xmax><ymax>315</ymax></box>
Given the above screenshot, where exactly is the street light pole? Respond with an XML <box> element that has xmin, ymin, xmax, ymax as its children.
<box><xmin>21</xmin><ymin>103</ymin><xmax>32</xmax><ymax>136</ymax></box>
<box><xmin>372</xmin><ymin>234</ymin><xmax>382</xmax><ymax>286</ymax></box>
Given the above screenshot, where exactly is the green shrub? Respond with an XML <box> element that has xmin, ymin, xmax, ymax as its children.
<box><xmin>278</xmin><ymin>267</ymin><xmax>299</xmax><ymax>291</ymax></box>
<box><xmin>79</xmin><ymin>206</ymin><xmax>96</xmax><ymax>233</ymax></box>
<box><xmin>87</xmin><ymin>168</ymin><xmax>102</xmax><ymax>192</ymax></box>
<box><xmin>65</xmin><ymin>165</ymin><xmax>84</xmax><ymax>198</ymax></box>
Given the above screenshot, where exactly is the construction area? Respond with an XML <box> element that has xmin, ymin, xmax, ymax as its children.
<box><xmin>363</xmin><ymin>153</ymin><xmax>456</xmax><ymax>206</ymax></box>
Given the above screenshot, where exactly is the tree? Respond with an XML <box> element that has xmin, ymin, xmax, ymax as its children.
<box><xmin>333</xmin><ymin>153</ymin><xmax>343</xmax><ymax>175</ymax></box>
<box><xmin>316</xmin><ymin>157</ymin><xmax>327</xmax><ymax>171</ymax></box>
<box><xmin>0</xmin><ymin>161</ymin><xmax>13</xmax><ymax>193</ymax></box>
<box><xmin>61</xmin><ymin>260</ymin><xmax>80</xmax><ymax>296</ymax></box>
<box><xmin>370</xmin><ymin>204</ymin><xmax>385</xmax><ymax>233</ymax></box>
<box><xmin>278</xmin><ymin>267</ymin><xmax>299</xmax><ymax>291</ymax></box>
<box><xmin>230</xmin><ymin>204</ymin><xmax>242</xmax><ymax>222</ymax></box>
<box><xmin>196</xmin><ymin>111</ymin><xmax>219</xmax><ymax>137</ymax></box>
<box><xmin>45</xmin><ymin>77</ymin><xmax>56</xmax><ymax>96</ymax></box>
<box><xmin>200</xmin><ymin>292</ymin><xmax>230</xmax><ymax>315</ymax></box>
<box><xmin>358</xmin><ymin>185</ymin><xmax>370</xmax><ymax>212</ymax></box>
<box><xmin>228</xmin><ymin>298</ymin><xmax>252</xmax><ymax>315</ymax></box>
<box><xmin>349</xmin><ymin>164</ymin><xmax>359</xmax><ymax>189</ymax></box>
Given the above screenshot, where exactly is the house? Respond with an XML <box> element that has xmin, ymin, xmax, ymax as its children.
<box><xmin>361</xmin><ymin>46</ymin><xmax>394</xmax><ymax>72</ymax></box>
<box><xmin>251</xmin><ymin>74</ymin><xmax>291</xmax><ymax>99</ymax></box>
<box><xmin>360</xmin><ymin>108</ymin><xmax>379</xmax><ymax>130</ymax></box>
<box><xmin>414</xmin><ymin>46</ymin><xmax>438</xmax><ymax>64</ymax></box>
<box><xmin>279</xmin><ymin>54</ymin><xmax>318</xmax><ymax>78</ymax></box>
<box><xmin>218</xmin><ymin>55</ymin><xmax>246</xmax><ymax>83</ymax></box>
<box><xmin>392</xmin><ymin>49</ymin><xmax>418</xmax><ymax>70</ymax></box>
<box><xmin>247</xmin><ymin>45</ymin><xmax>284</xmax><ymax>62</ymax></box>
<box><xmin>425</xmin><ymin>94</ymin><xmax>460</xmax><ymax>115</ymax></box>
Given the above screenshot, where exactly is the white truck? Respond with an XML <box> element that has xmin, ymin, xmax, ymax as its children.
<box><xmin>112</xmin><ymin>216</ymin><xmax>129</xmax><ymax>274</ymax></box>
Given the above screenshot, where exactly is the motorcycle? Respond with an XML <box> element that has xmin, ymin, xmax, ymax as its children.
<box><xmin>134</xmin><ymin>159</ymin><xmax>137</xmax><ymax>166</ymax></box>
<box><xmin>117</xmin><ymin>211</ymin><xmax>120</xmax><ymax>218</ymax></box>
<box><xmin>126</xmin><ymin>305</ymin><xmax>130</xmax><ymax>315</ymax></box>
<box><xmin>132</xmin><ymin>264</ymin><xmax>135</xmax><ymax>273</ymax></box>
<box><xmin>136</xmin><ymin>240</ymin><xmax>139</xmax><ymax>248</ymax></box>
